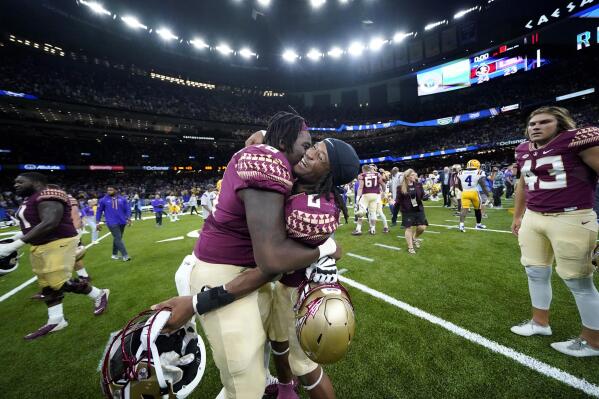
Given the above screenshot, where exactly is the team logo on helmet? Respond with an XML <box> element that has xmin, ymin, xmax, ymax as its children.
<box><xmin>466</xmin><ymin>159</ymin><xmax>481</xmax><ymax>169</ymax></box>
<box><xmin>294</xmin><ymin>281</ymin><xmax>355</xmax><ymax>364</ymax></box>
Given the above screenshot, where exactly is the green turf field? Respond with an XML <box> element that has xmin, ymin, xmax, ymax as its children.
<box><xmin>1</xmin><ymin>200</ymin><xmax>598</xmax><ymax>398</ymax></box>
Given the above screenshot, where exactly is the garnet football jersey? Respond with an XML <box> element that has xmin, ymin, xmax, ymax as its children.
<box><xmin>359</xmin><ymin>172</ymin><xmax>382</xmax><ymax>194</ymax></box>
<box><xmin>515</xmin><ymin>127</ymin><xmax>599</xmax><ymax>213</ymax></box>
<box><xmin>281</xmin><ymin>193</ymin><xmax>339</xmax><ymax>287</ymax></box>
<box><xmin>16</xmin><ymin>188</ymin><xmax>78</xmax><ymax>245</ymax></box>
<box><xmin>194</xmin><ymin>144</ymin><xmax>294</xmax><ymax>266</ymax></box>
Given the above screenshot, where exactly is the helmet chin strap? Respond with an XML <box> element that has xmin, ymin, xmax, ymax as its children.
<box><xmin>302</xmin><ymin>367</ymin><xmax>324</xmax><ymax>391</ymax></box>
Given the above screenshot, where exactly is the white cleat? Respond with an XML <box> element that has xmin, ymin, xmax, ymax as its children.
<box><xmin>458</xmin><ymin>225</ymin><xmax>465</xmax><ymax>232</ymax></box>
<box><xmin>475</xmin><ymin>224</ymin><xmax>487</xmax><ymax>230</ymax></box>
<box><xmin>550</xmin><ymin>338</ymin><xmax>599</xmax><ymax>357</ymax></box>
<box><xmin>510</xmin><ymin>319</ymin><xmax>552</xmax><ymax>337</ymax></box>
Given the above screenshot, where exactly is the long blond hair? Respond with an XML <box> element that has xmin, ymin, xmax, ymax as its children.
<box><xmin>524</xmin><ymin>106</ymin><xmax>576</xmax><ymax>138</ymax></box>
<box><xmin>400</xmin><ymin>168</ymin><xmax>416</xmax><ymax>194</ymax></box>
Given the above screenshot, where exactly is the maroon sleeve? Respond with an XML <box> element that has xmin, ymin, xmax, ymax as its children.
<box><xmin>38</xmin><ymin>189</ymin><xmax>70</xmax><ymax>206</ymax></box>
<box><xmin>234</xmin><ymin>145</ymin><xmax>294</xmax><ymax>195</ymax></box>
<box><xmin>567</xmin><ymin>126</ymin><xmax>599</xmax><ymax>152</ymax></box>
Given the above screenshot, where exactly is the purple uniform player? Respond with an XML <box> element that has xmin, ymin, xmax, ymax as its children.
<box><xmin>510</xmin><ymin>106</ymin><xmax>599</xmax><ymax>358</ymax></box>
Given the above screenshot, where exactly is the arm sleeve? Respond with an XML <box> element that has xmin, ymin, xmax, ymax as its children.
<box><xmin>568</xmin><ymin>126</ymin><xmax>599</xmax><ymax>152</ymax></box>
<box><xmin>96</xmin><ymin>200</ymin><xmax>104</xmax><ymax>223</ymax></box>
<box><xmin>235</xmin><ymin>146</ymin><xmax>293</xmax><ymax>195</ymax></box>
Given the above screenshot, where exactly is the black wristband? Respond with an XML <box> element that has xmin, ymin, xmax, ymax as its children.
<box><xmin>194</xmin><ymin>285</ymin><xmax>235</xmax><ymax>315</ymax></box>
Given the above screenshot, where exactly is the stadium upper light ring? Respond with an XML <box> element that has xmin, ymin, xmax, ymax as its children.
<box><xmin>282</xmin><ymin>49</ymin><xmax>299</xmax><ymax>63</ymax></box>
<box><xmin>306</xmin><ymin>48</ymin><xmax>323</xmax><ymax>61</ymax></box>
<box><xmin>80</xmin><ymin>0</ymin><xmax>111</xmax><ymax>16</ymax></box>
<box><xmin>156</xmin><ymin>28</ymin><xmax>178</xmax><ymax>41</ymax></box>
<box><xmin>121</xmin><ymin>15</ymin><xmax>147</xmax><ymax>30</ymax></box>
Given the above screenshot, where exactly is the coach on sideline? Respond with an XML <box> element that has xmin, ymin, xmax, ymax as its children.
<box><xmin>96</xmin><ymin>186</ymin><xmax>131</xmax><ymax>262</ymax></box>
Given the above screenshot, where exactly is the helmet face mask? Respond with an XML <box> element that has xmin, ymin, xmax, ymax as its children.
<box><xmin>294</xmin><ymin>282</ymin><xmax>355</xmax><ymax>364</ymax></box>
<box><xmin>101</xmin><ymin>309</ymin><xmax>206</xmax><ymax>399</ymax></box>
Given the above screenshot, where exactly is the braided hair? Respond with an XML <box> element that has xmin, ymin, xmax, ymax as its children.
<box><xmin>264</xmin><ymin>111</ymin><xmax>306</xmax><ymax>152</ymax></box>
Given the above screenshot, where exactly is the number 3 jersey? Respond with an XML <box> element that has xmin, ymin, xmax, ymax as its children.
<box><xmin>515</xmin><ymin>127</ymin><xmax>599</xmax><ymax>213</ymax></box>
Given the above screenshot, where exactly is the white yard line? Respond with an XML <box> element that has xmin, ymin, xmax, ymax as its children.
<box><xmin>424</xmin><ymin>230</ymin><xmax>440</xmax><ymax>234</ymax></box>
<box><xmin>0</xmin><ymin>232</ymin><xmax>110</xmax><ymax>303</ymax></box>
<box><xmin>431</xmin><ymin>223</ymin><xmax>512</xmax><ymax>234</ymax></box>
<box><xmin>339</xmin><ymin>275</ymin><xmax>599</xmax><ymax>398</ymax></box>
<box><xmin>374</xmin><ymin>243</ymin><xmax>402</xmax><ymax>251</ymax></box>
<box><xmin>346</xmin><ymin>253</ymin><xmax>374</xmax><ymax>262</ymax></box>
<box><xmin>156</xmin><ymin>236</ymin><xmax>185</xmax><ymax>243</ymax></box>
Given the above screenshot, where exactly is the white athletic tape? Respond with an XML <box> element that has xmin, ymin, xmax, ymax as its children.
<box><xmin>339</xmin><ymin>275</ymin><xmax>599</xmax><ymax>398</ymax></box>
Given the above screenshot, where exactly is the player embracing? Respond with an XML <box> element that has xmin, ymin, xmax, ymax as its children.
<box><xmin>510</xmin><ymin>106</ymin><xmax>599</xmax><ymax>357</ymax></box>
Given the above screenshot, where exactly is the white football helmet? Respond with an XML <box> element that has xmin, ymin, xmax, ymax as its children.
<box><xmin>101</xmin><ymin>309</ymin><xmax>206</xmax><ymax>399</ymax></box>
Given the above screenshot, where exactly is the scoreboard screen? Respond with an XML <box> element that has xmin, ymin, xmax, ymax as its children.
<box><xmin>417</xmin><ymin>43</ymin><xmax>547</xmax><ymax>96</ymax></box>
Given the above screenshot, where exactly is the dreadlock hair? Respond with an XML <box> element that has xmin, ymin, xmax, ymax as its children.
<box><xmin>264</xmin><ymin>111</ymin><xmax>306</xmax><ymax>153</ymax></box>
<box><xmin>302</xmin><ymin>171</ymin><xmax>349</xmax><ymax>224</ymax></box>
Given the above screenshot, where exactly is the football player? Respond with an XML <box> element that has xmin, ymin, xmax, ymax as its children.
<box><xmin>510</xmin><ymin>106</ymin><xmax>599</xmax><ymax>357</ymax></box>
<box><xmin>0</xmin><ymin>173</ymin><xmax>109</xmax><ymax>340</ymax></box>
<box><xmin>152</xmin><ymin>112</ymin><xmax>344</xmax><ymax>399</ymax></box>
<box><xmin>155</xmin><ymin>137</ymin><xmax>359</xmax><ymax>399</ymax></box>
<box><xmin>353</xmin><ymin>165</ymin><xmax>387</xmax><ymax>235</ymax></box>
<box><xmin>457</xmin><ymin>159</ymin><xmax>490</xmax><ymax>231</ymax></box>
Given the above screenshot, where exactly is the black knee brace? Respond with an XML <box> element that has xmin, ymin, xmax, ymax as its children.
<box><xmin>41</xmin><ymin>287</ymin><xmax>64</xmax><ymax>307</ymax></box>
<box><xmin>63</xmin><ymin>278</ymin><xmax>92</xmax><ymax>295</ymax></box>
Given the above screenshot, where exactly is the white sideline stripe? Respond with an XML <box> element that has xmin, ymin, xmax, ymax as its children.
<box><xmin>339</xmin><ymin>275</ymin><xmax>599</xmax><ymax>398</ymax></box>
<box><xmin>431</xmin><ymin>223</ymin><xmax>512</xmax><ymax>234</ymax></box>
<box><xmin>338</xmin><ymin>268</ymin><xmax>348</xmax><ymax>275</ymax></box>
<box><xmin>424</xmin><ymin>230</ymin><xmax>440</xmax><ymax>234</ymax></box>
<box><xmin>140</xmin><ymin>213</ymin><xmax>197</xmax><ymax>221</ymax></box>
<box><xmin>374</xmin><ymin>243</ymin><xmax>401</xmax><ymax>251</ymax></box>
<box><xmin>0</xmin><ymin>232</ymin><xmax>110</xmax><ymax>303</ymax></box>
<box><xmin>156</xmin><ymin>236</ymin><xmax>185</xmax><ymax>243</ymax></box>
<box><xmin>347</xmin><ymin>253</ymin><xmax>373</xmax><ymax>262</ymax></box>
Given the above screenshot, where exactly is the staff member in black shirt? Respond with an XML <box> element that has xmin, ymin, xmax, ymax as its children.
<box><xmin>395</xmin><ymin>169</ymin><xmax>429</xmax><ymax>254</ymax></box>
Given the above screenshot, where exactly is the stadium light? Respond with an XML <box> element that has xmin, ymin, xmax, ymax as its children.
<box><xmin>239</xmin><ymin>47</ymin><xmax>257</xmax><ymax>58</ymax></box>
<box><xmin>121</xmin><ymin>15</ymin><xmax>147</xmax><ymax>30</ymax></box>
<box><xmin>348</xmin><ymin>41</ymin><xmax>365</xmax><ymax>56</ymax></box>
<box><xmin>257</xmin><ymin>0</ymin><xmax>271</xmax><ymax>7</ymax></box>
<box><xmin>190</xmin><ymin>38</ymin><xmax>209</xmax><ymax>49</ymax></box>
<box><xmin>80</xmin><ymin>0</ymin><xmax>111</xmax><ymax>16</ymax></box>
<box><xmin>338</xmin><ymin>0</ymin><xmax>348</xmax><ymax>3</ymax></box>
<box><xmin>327</xmin><ymin>46</ymin><xmax>343</xmax><ymax>58</ymax></box>
<box><xmin>454</xmin><ymin>6</ymin><xmax>480</xmax><ymax>19</ymax></box>
<box><xmin>306</xmin><ymin>48</ymin><xmax>323</xmax><ymax>61</ymax></box>
<box><xmin>393</xmin><ymin>31</ymin><xmax>414</xmax><ymax>43</ymax></box>
<box><xmin>369</xmin><ymin>37</ymin><xmax>387</xmax><ymax>51</ymax></box>
<box><xmin>215</xmin><ymin>43</ymin><xmax>234</xmax><ymax>55</ymax></box>
<box><xmin>282</xmin><ymin>49</ymin><xmax>299</xmax><ymax>63</ymax></box>
<box><xmin>424</xmin><ymin>20</ymin><xmax>448</xmax><ymax>31</ymax></box>
<box><xmin>156</xmin><ymin>27</ymin><xmax>178</xmax><ymax>41</ymax></box>
<box><xmin>310</xmin><ymin>0</ymin><xmax>326</xmax><ymax>9</ymax></box>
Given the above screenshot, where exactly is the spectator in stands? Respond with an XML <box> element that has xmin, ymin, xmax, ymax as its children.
<box><xmin>395</xmin><ymin>169</ymin><xmax>428</xmax><ymax>254</ymax></box>
<box><xmin>96</xmin><ymin>186</ymin><xmax>131</xmax><ymax>261</ymax></box>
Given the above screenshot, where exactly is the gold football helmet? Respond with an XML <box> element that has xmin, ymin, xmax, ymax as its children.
<box><xmin>294</xmin><ymin>281</ymin><xmax>355</xmax><ymax>364</ymax></box>
<box><xmin>466</xmin><ymin>159</ymin><xmax>481</xmax><ymax>169</ymax></box>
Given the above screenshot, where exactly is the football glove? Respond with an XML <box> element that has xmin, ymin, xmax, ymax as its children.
<box><xmin>306</xmin><ymin>256</ymin><xmax>338</xmax><ymax>284</ymax></box>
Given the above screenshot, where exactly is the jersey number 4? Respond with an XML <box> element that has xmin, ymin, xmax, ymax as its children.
<box><xmin>521</xmin><ymin>155</ymin><xmax>567</xmax><ymax>191</ymax></box>
<box><xmin>464</xmin><ymin>175</ymin><xmax>473</xmax><ymax>187</ymax></box>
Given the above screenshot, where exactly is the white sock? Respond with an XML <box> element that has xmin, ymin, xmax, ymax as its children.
<box><xmin>88</xmin><ymin>287</ymin><xmax>102</xmax><ymax>300</ymax></box>
<box><xmin>48</xmin><ymin>304</ymin><xmax>64</xmax><ymax>324</ymax></box>
<box><xmin>380</xmin><ymin>213</ymin><xmax>388</xmax><ymax>228</ymax></box>
<box><xmin>355</xmin><ymin>223</ymin><xmax>362</xmax><ymax>232</ymax></box>
<box><xmin>459</xmin><ymin>222</ymin><xmax>464</xmax><ymax>228</ymax></box>
<box><xmin>76</xmin><ymin>268</ymin><xmax>88</xmax><ymax>278</ymax></box>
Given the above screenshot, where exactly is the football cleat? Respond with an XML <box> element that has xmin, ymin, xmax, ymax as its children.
<box><xmin>94</xmin><ymin>289</ymin><xmax>110</xmax><ymax>315</ymax></box>
<box><xmin>111</xmin><ymin>255</ymin><xmax>120</xmax><ymax>260</ymax></box>
<box><xmin>122</xmin><ymin>256</ymin><xmax>131</xmax><ymax>262</ymax></box>
<box><xmin>24</xmin><ymin>319</ymin><xmax>68</xmax><ymax>340</ymax></box>
<box><xmin>550</xmin><ymin>338</ymin><xmax>599</xmax><ymax>357</ymax></box>
<box><xmin>351</xmin><ymin>230</ymin><xmax>362</xmax><ymax>236</ymax></box>
<box><xmin>383</xmin><ymin>227</ymin><xmax>389</xmax><ymax>233</ymax></box>
<box><xmin>264</xmin><ymin>374</ymin><xmax>279</xmax><ymax>396</ymax></box>
<box><xmin>459</xmin><ymin>225</ymin><xmax>466</xmax><ymax>232</ymax></box>
<box><xmin>510</xmin><ymin>320</ymin><xmax>552</xmax><ymax>337</ymax></box>
<box><xmin>369</xmin><ymin>227</ymin><xmax>376</xmax><ymax>235</ymax></box>
<box><xmin>475</xmin><ymin>224</ymin><xmax>487</xmax><ymax>230</ymax></box>
<box><xmin>413</xmin><ymin>239</ymin><xmax>422</xmax><ymax>249</ymax></box>
<box><xmin>30</xmin><ymin>292</ymin><xmax>46</xmax><ymax>300</ymax></box>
